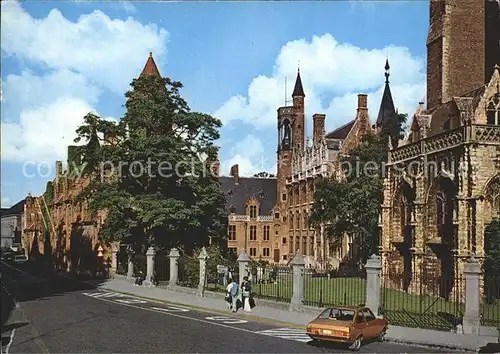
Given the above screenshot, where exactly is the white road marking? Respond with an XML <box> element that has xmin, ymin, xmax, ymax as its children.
<box><xmin>257</xmin><ymin>327</ymin><xmax>311</xmax><ymax>343</ymax></box>
<box><xmin>4</xmin><ymin>328</ymin><xmax>16</xmax><ymax>354</ymax></box>
<box><xmin>83</xmin><ymin>292</ymin><xmax>125</xmax><ymax>298</ymax></box>
<box><xmin>151</xmin><ymin>306</ymin><xmax>190</xmax><ymax>313</ymax></box>
<box><xmin>115</xmin><ymin>298</ymin><xmax>148</xmax><ymax>304</ymax></box>
<box><xmin>205</xmin><ymin>316</ymin><xmax>248</xmax><ymax>324</ymax></box>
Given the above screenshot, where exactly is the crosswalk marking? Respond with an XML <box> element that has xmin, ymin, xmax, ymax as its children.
<box><xmin>257</xmin><ymin>327</ymin><xmax>311</xmax><ymax>343</ymax></box>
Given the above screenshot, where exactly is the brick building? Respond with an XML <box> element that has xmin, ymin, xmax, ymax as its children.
<box><xmin>380</xmin><ymin>0</ymin><xmax>500</xmax><ymax>297</ymax></box>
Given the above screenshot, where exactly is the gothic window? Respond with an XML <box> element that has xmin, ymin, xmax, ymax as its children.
<box><xmin>302</xmin><ymin>237</ymin><xmax>307</xmax><ymax>255</ymax></box>
<box><xmin>282</xmin><ymin>119</ymin><xmax>292</xmax><ymax>148</ymax></box>
<box><xmin>435</xmin><ymin>183</ymin><xmax>455</xmax><ymax>246</ymax></box>
<box><xmin>486</xmin><ymin>93</ymin><xmax>500</xmax><ymax>125</ymax></box>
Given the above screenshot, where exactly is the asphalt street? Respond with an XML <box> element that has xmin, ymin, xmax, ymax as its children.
<box><xmin>1</xmin><ymin>261</ymin><xmax>450</xmax><ymax>353</ymax></box>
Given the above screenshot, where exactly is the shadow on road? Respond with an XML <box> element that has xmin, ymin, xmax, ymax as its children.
<box><xmin>1</xmin><ymin>260</ymin><xmax>106</xmax><ymax>333</ymax></box>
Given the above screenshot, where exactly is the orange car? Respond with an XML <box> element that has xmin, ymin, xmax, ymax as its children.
<box><xmin>306</xmin><ymin>305</ymin><xmax>388</xmax><ymax>351</ymax></box>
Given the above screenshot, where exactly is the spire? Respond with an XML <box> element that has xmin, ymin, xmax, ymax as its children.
<box><xmin>292</xmin><ymin>67</ymin><xmax>305</xmax><ymax>98</ymax></box>
<box><xmin>140</xmin><ymin>51</ymin><xmax>161</xmax><ymax>77</ymax></box>
<box><xmin>376</xmin><ymin>58</ymin><xmax>396</xmax><ymax>127</ymax></box>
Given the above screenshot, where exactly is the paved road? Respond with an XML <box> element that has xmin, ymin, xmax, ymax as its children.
<box><xmin>1</xmin><ymin>262</ymin><xmax>448</xmax><ymax>353</ymax></box>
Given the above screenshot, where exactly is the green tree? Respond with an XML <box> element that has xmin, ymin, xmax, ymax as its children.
<box><xmin>75</xmin><ymin>73</ymin><xmax>227</xmax><ymax>254</ymax></box>
<box><xmin>484</xmin><ymin>218</ymin><xmax>500</xmax><ymax>273</ymax></box>
<box><xmin>310</xmin><ymin>113</ymin><xmax>407</xmax><ymax>264</ymax></box>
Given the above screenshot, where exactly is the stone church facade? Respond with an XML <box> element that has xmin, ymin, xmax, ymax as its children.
<box><xmin>380</xmin><ymin>0</ymin><xmax>500</xmax><ymax>298</ymax></box>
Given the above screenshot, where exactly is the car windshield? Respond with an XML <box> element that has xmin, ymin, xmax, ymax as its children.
<box><xmin>318</xmin><ymin>308</ymin><xmax>356</xmax><ymax>321</ymax></box>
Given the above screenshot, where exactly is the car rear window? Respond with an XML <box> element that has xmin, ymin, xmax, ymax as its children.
<box><xmin>318</xmin><ymin>308</ymin><xmax>355</xmax><ymax>321</ymax></box>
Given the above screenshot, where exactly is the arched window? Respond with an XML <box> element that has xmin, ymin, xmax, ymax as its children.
<box><xmin>486</xmin><ymin>91</ymin><xmax>500</xmax><ymax>125</ymax></box>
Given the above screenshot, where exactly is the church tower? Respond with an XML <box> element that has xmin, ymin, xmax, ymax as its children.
<box><xmin>426</xmin><ymin>0</ymin><xmax>500</xmax><ymax>111</ymax></box>
<box><xmin>292</xmin><ymin>69</ymin><xmax>305</xmax><ymax>151</ymax></box>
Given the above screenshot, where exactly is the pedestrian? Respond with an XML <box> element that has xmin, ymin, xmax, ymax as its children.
<box><xmin>242</xmin><ymin>276</ymin><xmax>252</xmax><ymax>312</ymax></box>
<box><xmin>225</xmin><ymin>280</ymin><xmax>234</xmax><ymax>310</ymax></box>
<box><xmin>230</xmin><ymin>278</ymin><xmax>240</xmax><ymax>312</ymax></box>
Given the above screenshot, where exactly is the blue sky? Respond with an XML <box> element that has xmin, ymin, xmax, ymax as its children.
<box><xmin>1</xmin><ymin>0</ymin><xmax>429</xmax><ymax>208</ymax></box>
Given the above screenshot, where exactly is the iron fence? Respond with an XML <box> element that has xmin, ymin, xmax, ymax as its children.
<box><xmin>132</xmin><ymin>254</ymin><xmax>146</xmax><ymax>277</ymax></box>
<box><xmin>251</xmin><ymin>266</ymin><xmax>293</xmax><ymax>303</ymax></box>
<box><xmin>303</xmin><ymin>267</ymin><xmax>367</xmax><ymax>308</ymax></box>
<box><xmin>154</xmin><ymin>250</ymin><xmax>170</xmax><ymax>283</ymax></box>
<box><xmin>177</xmin><ymin>254</ymin><xmax>199</xmax><ymax>288</ymax></box>
<box><xmin>380</xmin><ymin>269</ymin><xmax>464</xmax><ymax>331</ymax></box>
<box><xmin>481</xmin><ymin>274</ymin><xmax>500</xmax><ymax>328</ymax></box>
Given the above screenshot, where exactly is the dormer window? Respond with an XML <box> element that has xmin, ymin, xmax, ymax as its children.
<box><xmin>258</xmin><ymin>189</ymin><xmax>265</xmax><ymax>199</ymax></box>
<box><xmin>249</xmin><ymin>205</ymin><xmax>257</xmax><ymax>218</ymax></box>
<box><xmin>229</xmin><ymin>205</ymin><xmax>236</xmax><ymax>214</ymax></box>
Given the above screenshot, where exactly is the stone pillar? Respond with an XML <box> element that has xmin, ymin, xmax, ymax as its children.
<box><xmin>144</xmin><ymin>246</ymin><xmax>156</xmax><ymax>287</ymax></box>
<box><xmin>290</xmin><ymin>252</ymin><xmax>305</xmax><ymax>311</ymax></box>
<box><xmin>365</xmin><ymin>254</ymin><xmax>382</xmax><ymax>316</ymax></box>
<box><xmin>237</xmin><ymin>250</ymin><xmax>251</xmax><ymax>285</ymax></box>
<box><xmin>463</xmin><ymin>257</ymin><xmax>481</xmax><ymax>334</ymax></box>
<box><xmin>168</xmin><ymin>248</ymin><xmax>180</xmax><ymax>289</ymax></box>
<box><xmin>111</xmin><ymin>247</ymin><xmax>118</xmax><ymax>273</ymax></box>
<box><xmin>197</xmin><ymin>247</ymin><xmax>208</xmax><ymax>297</ymax></box>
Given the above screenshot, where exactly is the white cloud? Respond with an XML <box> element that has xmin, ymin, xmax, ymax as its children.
<box><xmin>0</xmin><ymin>0</ymin><xmax>167</xmax><ymax>164</ymax></box>
<box><xmin>1</xmin><ymin>0</ymin><xmax>168</xmax><ymax>95</ymax></box>
<box><xmin>214</xmin><ymin>33</ymin><xmax>426</xmax><ymax>133</ymax></box>
<box><xmin>116</xmin><ymin>1</ymin><xmax>137</xmax><ymax>14</ymax></box>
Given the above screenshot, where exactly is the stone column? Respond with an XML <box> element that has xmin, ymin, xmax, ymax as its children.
<box><xmin>197</xmin><ymin>247</ymin><xmax>208</xmax><ymax>297</ymax></box>
<box><xmin>111</xmin><ymin>247</ymin><xmax>118</xmax><ymax>273</ymax></box>
<box><xmin>237</xmin><ymin>250</ymin><xmax>251</xmax><ymax>285</ymax></box>
<box><xmin>290</xmin><ymin>252</ymin><xmax>305</xmax><ymax>311</ymax></box>
<box><xmin>365</xmin><ymin>254</ymin><xmax>382</xmax><ymax>316</ymax></box>
<box><xmin>168</xmin><ymin>248</ymin><xmax>180</xmax><ymax>289</ymax></box>
<box><xmin>144</xmin><ymin>246</ymin><xmax>156</xmax><ymax>287</ymax></box>
<box><xmin>463</xmin><ymin>257</ymin><xmax>481</xmax><ymax>334</ymax></box>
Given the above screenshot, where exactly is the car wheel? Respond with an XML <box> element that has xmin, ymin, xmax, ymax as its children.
<box><xmin>377</xmin><ymin>328</ymin><xmax>387</xmax><ymax>342</ymax></box>
<box><xmin>351</xmin><ymin>336</ymin><xmax>362</xmax><ymax>351</ymax></box>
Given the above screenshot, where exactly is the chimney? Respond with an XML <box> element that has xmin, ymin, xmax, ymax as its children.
<box><xmin>356</xmin><ymin>94</ymin><xmax>370</xmax><ymax>136</ymax></box>
<box><xmin>357</xmin><ymin>94</ymin><xmax>368</xmax><ymax>110</ymax></box>
<box><xmin>312</xmin><ymin>114</ymin><xmax>326</xmax><ymax>144</ymax></box>
<box><xmin>230</xmin><ymin>164</ymin><xmax>239</xmax><ymax>184</ymax></box>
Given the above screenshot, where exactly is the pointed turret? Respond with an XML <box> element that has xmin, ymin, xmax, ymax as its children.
<box><xmin>376</xmin><ymin>59</ymin><xmax>396</xmax><ymax>128</ymax></box>
<box><xmin>292</xmin><ymin>68</ymin><xmax>305</xmax><ymax>97</ymax></box>
<box><xmin>140</xmin><ymin>52</ymin><xmax>161</xmax><ymax>77</ymax></box>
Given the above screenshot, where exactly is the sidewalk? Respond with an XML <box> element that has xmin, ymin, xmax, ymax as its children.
<box><xmin>93</xmin><ymin>277</ymin><xmax>498</xmax><ymax>352</ymax></box>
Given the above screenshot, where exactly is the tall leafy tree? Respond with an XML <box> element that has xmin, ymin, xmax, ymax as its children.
<box><xmin>75</xmin><ymin>73</ymin><xmax>227</xmax><ymax>254</ymax></box>
<box><xmin>310</xmin><ymin>113</ymin><xmax>407</xmax><ymax>264</ymax></box>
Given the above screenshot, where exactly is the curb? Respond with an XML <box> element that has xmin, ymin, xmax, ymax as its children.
<box><xmin>384</xmin><ymin>338</ymin><xmax>476</xmax><ymax>353</ymax></box>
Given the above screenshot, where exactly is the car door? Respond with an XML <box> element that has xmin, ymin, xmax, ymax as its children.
<box><xmin>353</xmin><ymin>309</ymin><xmax>367</xmax><ymax>338</ymax></box>
<box><xmin>362</xmin><ymin>308</ymin><xmax>378</xmax><ymax>339</ymax></box>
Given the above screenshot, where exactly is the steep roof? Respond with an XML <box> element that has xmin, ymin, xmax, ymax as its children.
<box><xmin>140</xmin><ymin>52</ymin><xmax>161</xmax><ymax>77</ymax></box>
<box><xmin>376</xmin><ymin>59</ymin><xmax>396</xmax><ymax>127</ymax></box>
<box><xmin>325</xmin><ymin>119</ymin><xmax>355</xmax><ymax>140</ymax></box>
<box><xmin>292</xmin><ymin>70</ymin><xmax>305</xmax><ymax>97</ymax></box>
<box><xmin>1</xmin><ymin>199</ymin><xmax>25</xmax><ymax>217</ymax></box>
<box><xmin>218</xmin><ymin>177</ymin><xmax>277</xmax><ymax>215</ymax></box>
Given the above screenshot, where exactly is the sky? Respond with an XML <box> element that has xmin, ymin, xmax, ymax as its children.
<box><xmin>0</xmin><ymin>0</ymin><xmax>429</xmax><ymax>208</ymax></box>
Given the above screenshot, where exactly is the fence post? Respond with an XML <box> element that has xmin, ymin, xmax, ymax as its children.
<box><xmin>290</xmin><ymin>252</ymin><xmax>305</xmax><ymax>312</ymax></box>
<box><xmin>126</xmin><ymin>247</ymin><xmax>134</xmax><ymax>279</ymax></box>
<box><xmin>168</xmin><ymin>248</ymin><xmax>180</xmax><ymax>289</ymax></box>
<box><xmin>197</xmin><ymin>247</ymin><xmax>208</xmax><ymax>297</ymax></box>
<box><xmin>144</xmin><ymin>246</ymin><xmax>156</xmax><ymax>287</ymax></box>
<box><xmin>111</xmin><ymin>246</ymin><xmax>118</xmax><ymax>273</ymax></box>
<box><xmin>365</xmin><ymin>254</ymin><xmax>382</xmax><ymax>316</ymax></box>
<box><xmin>237</xmin><ymin>250</ymin><xmax>251</xmax><ymax>285</ymax></box>
<box><xmin>463</xmin><ymin>257</ymin><xmax>481</xmax><ymax>335</ymax></box>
